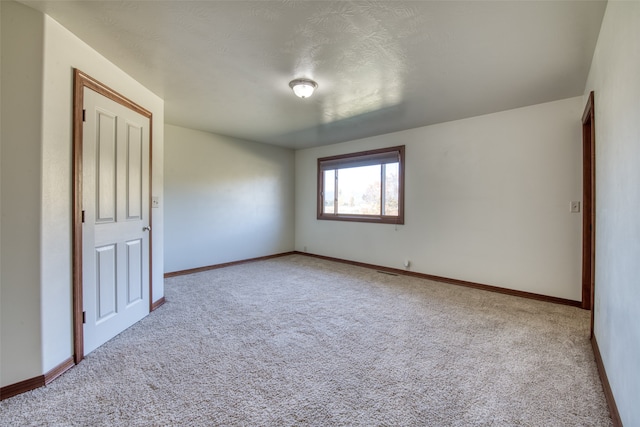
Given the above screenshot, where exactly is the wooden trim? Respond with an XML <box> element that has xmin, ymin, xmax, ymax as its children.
<box><xmin>74</xmin><ymin>70</ymin><xmax>152</xmax><ymax>118</ymax></box>
<box><xmin>316</xmin><ymin>214</ymin><xmax>405</xmax><ymax>225</ymax></box>
<box><xmin>0</xmin><ymin>357</ymin><xmax>75</xmax><ymax>400</ymax></box>
<box><xmin>295</xmin><ymin>252</ymin><xmax>582</xmax><ymax>308</ymax></box>
<box><xmin>72</xmin><ymin>69</ymin><xmax>84</xmax><ymax>364</ymax></box>
<box><xmin>151</xmin><ymin>296</ymin><xmax>166</xmax><ymax>311</ymax></box>
<box><xmin>581</xmin><ymin>91</ymin><xmax>596</xmax><ymax>339</ymax></box>
<box><xmin>72</xmin><ymin>69</ymin><xmax>154</xmax><ymax>363</ymax></box>
<box><xmin>148</xmin><ymin>115</ymin><xmax>154</xmax><ymax>313</ymax></box>
<box><xmin>582</xmin><ymin>91</ymin><xmax>595</xmax><ymax>124</ymax></box>
<box><xmin>317</xmin><ymin>157</ymin><xmax>324</xmax><ymax>219</ymax></box>
<box><xmin>164</xmin><ymin>252</ymin><xmax>296</xmax><ymax>278</ymax></box>
<box><xmin>591</xmin><ymin>337</ymin><xmax>622</xmax><ymax>426</ymax></box>
<box><xmin>0</xmin><ymin>376</ymin><xmax>44</xmax><ymax>401</ymax></box>
<box><xmin>44</xmin><ymin>357</ymin><xmax>75</xmax><ymax>385</ymax></box>
<box><xmin>317</xmin><ymin>145</ymin><xmax>405</xmax><ymax>225</ymax></box>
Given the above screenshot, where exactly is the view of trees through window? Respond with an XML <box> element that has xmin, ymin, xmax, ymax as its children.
<box><xmin>318</xmin><ymin>146</ymin><xmax>404</xmax><ymax>224</ymax></box>
<box><xmin>323</xmin><ymin>164</ymin><xmax>399</xmax><ymax>216</ymax></box>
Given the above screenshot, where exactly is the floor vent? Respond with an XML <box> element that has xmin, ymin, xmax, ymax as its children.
<box><xmin>377</xmin><ymin>270</ymin><xmax>398</xmax><ymax>276</ymax></box>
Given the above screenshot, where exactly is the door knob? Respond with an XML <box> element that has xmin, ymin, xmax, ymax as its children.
<box><xmin>143</xmin><ymin>226</ymin><xmax>151</xmax><ymax>231</ymax></box>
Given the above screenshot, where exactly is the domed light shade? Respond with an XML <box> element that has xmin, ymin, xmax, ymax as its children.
<box><xmin>289</xmin><ymin>78</ymin><xmax>318</xmax><ymax>98</ymax></box>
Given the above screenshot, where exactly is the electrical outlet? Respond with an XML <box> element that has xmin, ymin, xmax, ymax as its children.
<box><xmin>404</xmin><ymin>260</ymin><xmax>411</xmax><ymax>268</ymax></box>
<box><xmin>570</xmin><ymin>201</ymin><xmax>580</xmax><ymax>213</ymax></box>
<box><xmin>152</xmin><ymin>197</ymin><xmax>160</xmax><ymax>208</ymax></box>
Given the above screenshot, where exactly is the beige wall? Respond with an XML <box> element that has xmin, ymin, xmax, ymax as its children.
<box><xmin>164</xmin><ymin>125</ymin><xmax>294</xmax><ymax>273</ymax></box>
<box><xmin>1</xmin><ymin>0</ymin><xmax>45</xmax><ymax>387</ymax></box>
<box><xmin>584</xmin><ymin>1</ymin><xmax>640</xmax><ymax>425</ymax></box>
<box><xmin>296</xmin><ymin>97</ymin><xmax>584</xmax><ymax>301</ymax></box>
<box><xmin>6</xmin><ymin>5</ymin><xmax>639</xmax><ymax>422</ymax></box>
<box><xmin>1</xmin><ymin>1</ymin><xmax>165</xmax><ymax>386</ymax></box>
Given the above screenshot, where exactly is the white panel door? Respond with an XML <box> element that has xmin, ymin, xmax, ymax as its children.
<box><xmin>83</xmin><ymin>87</ymin><xmax>150</xmax><ymax>355</ymax></box>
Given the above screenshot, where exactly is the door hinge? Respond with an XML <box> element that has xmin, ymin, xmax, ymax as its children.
<box><xmin>82</xmin><ymin>109</ymin><xmax>86</xmax><ymax>122</ymax></box>
<box><xmin>81</xmin><ymin>210</ymin><xmax>85</xmax><ymax>223</ymax></box>
<box><xmin>82</xmin><ymin>311</ymin><xmax>86</xmax><ymax>324</ymax></box>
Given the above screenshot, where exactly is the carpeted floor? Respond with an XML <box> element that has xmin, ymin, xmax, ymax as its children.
<box><xmin>1</xmin><ymin>254</ymin><xmax>611</xmax><ymax>426</ymax></box>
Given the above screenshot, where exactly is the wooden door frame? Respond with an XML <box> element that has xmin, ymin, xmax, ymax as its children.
<box><xmin>72</xmin><ymin>69</ymin><xmax>153</xmax><ymax>363</ymax></box>
<box><xmin>581</xmin><ymin>91</ymin><xmax>595</xmax><ymax>337</ymax></box>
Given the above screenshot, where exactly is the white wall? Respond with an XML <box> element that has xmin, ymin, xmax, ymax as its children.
<box><xmin>164</xmin><ymin>125</ymin><xmax>294</xmax><ymax>273</ymax></box>
<box><xmin>38</xmin><ymin>14</ymin><xmax>165</xmax><ymax>374</ymax></box>
<box><xmin>1</xmin><ymin>0</ymin><xmax>44</xmax><ymax>387</ymax></box>
<box><xmin>584</xmin><ymin>2</ymin><xmax>640</xmax><ymax>425</ymax></box>
<box><xmin>1</xmin><ymin>1</ymin><xmax>165</xmax><ymax>386</ymax></box>
<box><xmin>296</xmin><ymin>97</ymin><xmax>584</xmax><ymax>301</ymax></box>
<box><xmin>0</xmin><ymin>1</ymin><xmax>2</xmax><ymax>386</ymax></box>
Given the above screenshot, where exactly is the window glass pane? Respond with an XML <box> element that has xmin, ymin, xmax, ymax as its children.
<box><xmin>323</xmin><ymin>170</ymin><xmax>335</xmax><ymax>214</ymax></box>
<box><xmin>337</xmin><ymin>165</ymin><xmax>381</xmax><ymax>215</ymax></box>
<box><xmin>317</xmin><ymin>145</ymin><xmax>404</xmax><ymax>224</ymax></box>
<box><xmin>384</xmin><ymin>162</ymin><xmax>399</xmax><ymax>216</ymax></box>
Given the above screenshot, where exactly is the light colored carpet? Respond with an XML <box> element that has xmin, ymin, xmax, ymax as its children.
<box><xmin>1</xmin><ymin>254</ymin><xmax>611</xmax><ymax>426</ymax></box>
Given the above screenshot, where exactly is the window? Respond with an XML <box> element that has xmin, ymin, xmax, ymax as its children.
<box><xmin>317</xmin><ymin>145</ymin><xmax>405</xmax><ymax>224</ymax></box>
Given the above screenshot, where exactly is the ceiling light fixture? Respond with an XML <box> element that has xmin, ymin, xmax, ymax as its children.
<box><xmin>289</xmin><ymin>78</ymin><xmax>318</xmax><ymax>99</ymax></box>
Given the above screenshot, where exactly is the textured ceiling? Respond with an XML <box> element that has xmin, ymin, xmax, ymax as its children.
<box><xmin>22</xmin><ymin>1</ymin><xmax>606</xmax><ymax>149</ymax></box>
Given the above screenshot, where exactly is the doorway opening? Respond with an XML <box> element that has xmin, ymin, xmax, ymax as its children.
<box><xmin>72</xmin><ymin>69</ymin><xmax>154</xmax><ymax>363</ymax></box>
